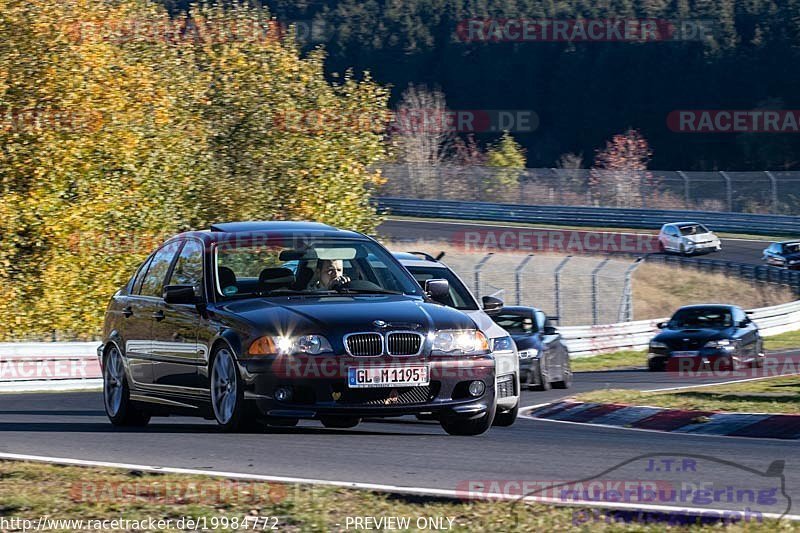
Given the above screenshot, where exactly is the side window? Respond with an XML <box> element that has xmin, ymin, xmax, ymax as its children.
<box><xmin>139</xmin><ymin>241</ymin><xmax>181</xmax><ymax>298</ymax></box>
<box><xmin>131</xmin><ymin>255</ymin><xmax>154</xmax><ymax>295</ymax></box>
<box><xmin>733</xmin><ymin>308</ymin><xmax>746</xmax><ymax>324</ymax></box>
<box><xmin>668</xmin><ymin>226</ymin><xmax>678</xmax><ymax>236</ymax></box>
<box><xmin>169</xmin><ymin>240</ymin><xmax>204</xmax><ymax>295</ymax></box>
<box><xmin>534</xmin><ymin>311</ymin><xmax>547</xmax><ymax>331</ymax></box>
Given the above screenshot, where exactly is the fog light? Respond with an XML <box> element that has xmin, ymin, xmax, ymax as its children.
<box><xmin>274</xmin><ymin>387</ymin><xmax>292</xmax><ymax>402</ymax></box>
<box><xmin>468</xmin><ymin>380</ymin><xmax>485</xmax><ymax>397</ymax></box>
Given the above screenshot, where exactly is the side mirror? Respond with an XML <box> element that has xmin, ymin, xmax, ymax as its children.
<box><xmin>738</xmin><ymin>319</ymin><xmax>751</xmax><ymax>328</ymax></box>
<box><xmin>424</xmin><ymin>279</ymin><xmax>450</xmax><ymax>301</ymax></box>
<box><xmin>543</xmin><ymin>325</ymin><xmax>558</xmax><ymax>336</ymax></box>
<box><xmin>656</xmin><ymin>322</ymin><xmax>666</xmax><ymax>329</ymax></box>
<box><xmin>163</xmin><ymin>285</ymin><xmax>198</xmax><ymax>305</ymax></box>
<box><xmin>481</xmin><ymin>295</ymin><xmax>504</xmax><ymax>314</ymax></box>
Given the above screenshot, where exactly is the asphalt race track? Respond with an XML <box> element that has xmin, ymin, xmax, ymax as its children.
<box><xmin>0</xmin><ymin>219</ymin><xmax>796</xmax><ymax>519</ymax></box>
<box><xmin>1</xmin><ymin>360</ymin><xmax>798</xmax><ymax>517</ymax></box>
<box><xmin>377</xmin><ymin>218</ymin><xmax>772</xmax><ymax>265</ymax></box>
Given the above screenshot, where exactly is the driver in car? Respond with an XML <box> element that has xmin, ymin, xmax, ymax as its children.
<box><xmin>313</xmin><ymin>259</ymin><xmax>350</xmax><ymax>290</ymax></box>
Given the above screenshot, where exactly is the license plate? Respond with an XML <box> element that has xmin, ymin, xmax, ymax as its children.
<box><xmin>347</xmin><ymin>366</ymin><xmax>429</xmax><ymax>388</ymax></box>
<box><xmin>672</xmin><ymin>351</ymin><xmax>700</xmax><ymax>357</ymax></box>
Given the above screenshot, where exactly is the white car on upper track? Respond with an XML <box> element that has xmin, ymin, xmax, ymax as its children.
<box><xmin>658</xmin><ymin>222</ymin><xmax>722</xmax><ymax>256</ymax></box>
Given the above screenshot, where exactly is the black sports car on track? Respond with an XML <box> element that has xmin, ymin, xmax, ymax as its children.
<box><xmin>647</xmin><ymin>304</ymin><xmax>764</xmax><ymax>372</ymax></box>
<box><xmin>491</xmin><ymin>307</ymin><xmax>572</xmax><ymax>391</ymax></box>
<box><xmin>99</xmin><ymin>221</ymin><xmax>501</xmax><ymax>435</ymax></box>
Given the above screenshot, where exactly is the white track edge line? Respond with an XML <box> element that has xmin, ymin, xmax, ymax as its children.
<box><xmin>0</xmin><ymin>452</ymin><xmax>796</xmax><ymax>521</ymax></box>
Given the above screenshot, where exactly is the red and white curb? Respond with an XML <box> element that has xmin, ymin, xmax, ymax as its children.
<box><xmin>526</xmin><ymin>400</ymin><xmax>800</xmax><ymax>440</ymax></box>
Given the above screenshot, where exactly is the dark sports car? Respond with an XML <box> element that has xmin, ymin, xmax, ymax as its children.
<box><xmin>99</xmin><ymin>221</ymin><xmax>500</xmax><ymax>435</ymax></box>
<box><xmin>762</xmin><ymin>240</ymin><xmax>800</xmax><ymax>270</ymax></box>
<box><xmin>647</xmin><ymin>304</ymin><xmax>764</xmax><ymax>372</ymax></box>
<box><xmin>490</xmin><ymin>307</ymin><xmax>572</xmax><ymax>390</ymax></box>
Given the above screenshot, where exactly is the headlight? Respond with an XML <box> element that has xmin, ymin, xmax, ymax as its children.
<box><xmin>248</xmin><ymin>335</ymin><xmax>333</xmax><ymax>356</ymax></box>
<box><xmin>649</xmin><ymin>341</ymin><xmax>668</xmax><ymax>350</ymax></box>
<box><xmin>490</xmin><ymin>336</ymin><xmax>515</xmax><ymax>353</ymax></box>
<box><xmin>518</xmin><ymin>348</ymin><xmax>539</xmax><ymax>359</ymax></box>
<box><xmin>789</xmin><ymin>260</ymin><xmax>799</xmax><ymax>265</ymax></box>
<box><xmin>703</xmin><ymin>339</ymin><xmax>734</xmax><ymax>350</ymax></box>
<box><xmin>431</xmin><ymin>329</ymin><xmax>489</xmax><ymax>355</ymax></box>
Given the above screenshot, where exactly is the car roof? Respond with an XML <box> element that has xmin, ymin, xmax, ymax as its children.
<box><xmin>169</xmin><ymin>221</ymin><xmax>365</xmax><ymax>244</ymax></box>
<box><xmin>494</xmin><ymin>306</ymin><xmax>540</xmax><ymax>315</ymax></box>
<box><xmin>777</xmin><ymin>240</ymin><xmax>800</xmax><ymax>245</ymax></box>
<box><xmin>675</xmin><ymin>304</ymin><xmax>738</xmax><ymax>311</ymax></box>
<box><xmin>392</xmin><ymin>252</ymin><xmax>445</xmax><ymax>269</ymax></box>
<box><xmin>666</xmin><ymin>221</ymin><xmax>703</xmax><ymax>227</ymax></box>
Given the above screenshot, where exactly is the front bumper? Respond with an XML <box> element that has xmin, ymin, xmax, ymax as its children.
<box><xmin>648</xmin><ymin>348</ymin><xmax>742</xmax><ymax>371</ymax></box>
<box><xmin>238</xmin><ymin>353</ymin><xmax>497</xmax><ymax>420</ymax></box>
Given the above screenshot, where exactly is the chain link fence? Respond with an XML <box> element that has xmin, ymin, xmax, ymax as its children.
<box><xmin>436</xmin><ymin>252</ymin><xmax>641</xmax><ymax>326</ymax></box>
<box><xmin>379</xmin><ymin>164</ymin><xmax>800</xmax><ymax>215</ymax></box>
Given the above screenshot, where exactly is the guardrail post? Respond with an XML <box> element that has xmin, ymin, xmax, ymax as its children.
<box><xmin>619</xmin><ymin>257</ymin><xmax>644</xmax><ymax>322</ymax></box>
<box><xmin>719</xmin><ymin>171</ymin><xmax>733</xmax><ymax>212</ymax></box>
<box><xmin>515</xmin><ymin>254</ymin><xmax>534</xmax><ymax>305</ymax></box>
<box><xmin>591</xmin><ymin>258</ymin><xmax>610</xmax><ymax>325</ymax></box>
<box><xmin>677</xmin><ymin>170</ymin><xmax>691</xmax><ymax>208</ymax></box>
<box><xmin>764</xmin><ymin>171</ymin><xmax>778</xmax><ymax>214</ymax></box>
<box><xmin>554</xmin><ymin>256</ymin><xmax>572</xmax><ymax>322</ymax></box>
<box><xmin>473</xmin><ymin>253</ymin><xmax>494</xmax><ymax>298</ymax></box>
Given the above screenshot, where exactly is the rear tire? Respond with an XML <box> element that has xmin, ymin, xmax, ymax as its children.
<box><xmin>104</xmin><ymin>346</ymin><xmax>150</xmax><ymax>427</ymax></box>
<box><xmin>440</xmin><ymin>404</ymin><xmax>496</xmax><ymax>436</ymax></box>
<box><xmin>648</xmin><ymin>358</ymin><xmax>666</xmax><ymax>372</ymax></box>
<box><xmin>320</xmin><ymin>416</ymin><xmax>361</xmax><ymax>429</ymax></box>
<box><xmin>493</xmin><ymin>403</ymin><xmax>518</xmax><ymax>427</ymax></box>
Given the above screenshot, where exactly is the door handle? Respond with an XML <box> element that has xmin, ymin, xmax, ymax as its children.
<box><xmin>122</xmin><ymin>306</ymin><xmax>133</xmax><ymax>318</ymax></box>
<box><xmin>152</xmin><ymin>310</ymin><xmax>165</xmax><ymax>321</ymax></box>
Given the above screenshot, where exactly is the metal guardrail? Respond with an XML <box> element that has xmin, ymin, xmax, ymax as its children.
<box><xmin>562</xmin><ymin>300</ymin><xmax>800</xmax><ymax>357</ymax></box>
<box><xmin>375</xmin><ymin>197</ymin><xmax>800</xmax><ymax>236</ymax></box>
<box><xmin>644</xmin><ymin>254</ymin><xmax>800</xmax><ymax>294</ymax></box>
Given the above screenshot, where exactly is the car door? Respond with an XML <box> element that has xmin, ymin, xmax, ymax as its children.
<box><xmin>732</xmin><ymin>308</ymin><xmax>758</xmax><ymax>361</ymax></box>
<box><xmin>151</xmin><ymin>238</ymin><xmax>207</xmax><ymax>391</ymax></box>
<box><xmin>535</xmin><ymin>310</ymin><xmax>561</xmax><ymax>376</ymax></box>
<box><xmin>135</xmin><ymin>240</ymin><xmax>182</xmax><ymax>388</ymax></box>
<box><xmin>666</xmin><ymin>225</ymin><xmax>681</xmax><ymax>251</ymax></box>
<box><xmin>118</xmin><ymin>254</ymin><xmax>156</xmax><ymax>386</ymax></box>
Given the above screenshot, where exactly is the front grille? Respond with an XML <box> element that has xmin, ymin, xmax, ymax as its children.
<box><xmin>338</xmin><ymin>384</ymin><xmax>438</xmax><ymax>406</ymax></box>
<box><xmin>497</xmin><ymin>374</ymin><xmax>516</xmax><ymax>399</ymax></box>
<box><xmin>386</xmin><ymin>332</ymin><xmax>423</xmax><ymax>355</ymax></box>
<box><xmin>345</xmin><ymin>333</ymin><xmax>383</xmax><ymax>356</ymax></box>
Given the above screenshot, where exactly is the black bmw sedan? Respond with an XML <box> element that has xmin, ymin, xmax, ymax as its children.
<box><xmin>99</xmin><ymin>222</ymin><xmax>498</xmax><ymax>435</ymax></box>
<box><xmin>647</xmin><ymin>304</ymin><xmax>764</xmax><ymax>372</ymax></box>
<box><xmin>491</xmin><ymin>307</ymin><xmax>572</xmax><ymax>391</ymax></box>
<box><xmin>762</xmin><ymin>240</ymin><xmax>800</xmax><ymax>270</ymax></box>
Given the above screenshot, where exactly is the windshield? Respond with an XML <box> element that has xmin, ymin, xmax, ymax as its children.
<box><xmin>404</xmin><ymin>264</ymin><xmax>479</xmax><ymax>310</ymax></box>
<box><xmin>493</xmin><ymin>313</ymin><xmax>537</xmax><ymax>335</ymax></box>
<box><xmin>678</xmin><ymin>224</ymin><xmax>710</xmax><ymax>236</ymax></box>
<box><xmin>783</xmin><ymin>243</ymin><xmax>800</xmax><ymax>254</ymax></box>
<box><xmin>669</xmin><ymin>307</ymin><xmax>733</xmax><ymax>329</ymax></box>
<box><xmin>214</xmin><ymin>236</ymin><xmax>423</xmax><ymax>300</ymax></box>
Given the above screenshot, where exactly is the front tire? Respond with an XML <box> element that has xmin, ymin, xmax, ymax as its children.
<box><xmin>552</xmin><ymin>358</ymin><xmax>572</xmax><ymax>389</ymax></box>
<box><xmin>493</xmin><ymin>403</ymin><xmax>518</xmax><ymax>427</ymax></box>
<box><xmin>440</xmin><ymin>404</ymin><xmax>496</xmax><ymax>436</ymax></box>
<box><xmin>104</xmin><ymin>346</ymin><xmax>150</xmax><ymax>427</ymax></box>
<box><xmin>210</xmin><ymin>346</ymin><xmax>249</xmax><ymax>432</ymax></box>
<box><xmin>320</xmin><ymin>416</ymin><xmax>361</xmax><ymax>429</ymax></box>
<box><xmin>532</xmin><ymin>360</ymin><xmax>552</xmax><ymax>391</ymax></box>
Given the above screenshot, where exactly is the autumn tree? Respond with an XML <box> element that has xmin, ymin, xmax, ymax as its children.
<box><xmin>590</xmin><ymin>129</ymin><xmax>654</xmax><ymax>208</ymax></box>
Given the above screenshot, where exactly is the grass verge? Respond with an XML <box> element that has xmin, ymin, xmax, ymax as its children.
<box><xmin>575</xmin><ymin>375</ymin><xmax>800</xmax><ymax>414</ymax></box>
<box><xmin>0</xmin><ymin>460</ymin><xmax>797</xmax><ymax>532</ymax></box>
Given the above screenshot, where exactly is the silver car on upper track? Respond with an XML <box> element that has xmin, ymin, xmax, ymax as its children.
<box><xmin>658</xmin><ymin>222</ymin><xmax>722</xmax><ymax>256</ymax></box>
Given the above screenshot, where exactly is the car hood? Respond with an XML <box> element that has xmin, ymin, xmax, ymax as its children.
<box><xmin>653</xmin><ymin>327</ymin><xmax>732</xmax><ymax>347</ymax></box>
<box><xmin>509</xmin><ymin>333</ymin><xmax>540</xmax><ymax>351</ymax></box>
<box><xmin>463</xmin><ymin>310</ymin><xmax>508</xmax><ymax>340</ymax></box>
<box><xmin>782</xmin><ymin>252</ymin><xmax>800</xmax><ymax>261</ymax></box>
<box><xmin>682</xmin><ymin>232</ymin><xmax>717</xmax><ymax>243</ymax></box>
<box><xmin>213</xmin><ymin>295</ymin><xmax>478</xmax><ymax>337</ymax></box>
